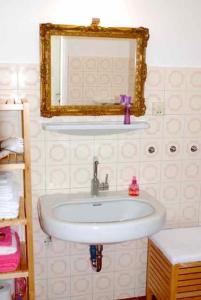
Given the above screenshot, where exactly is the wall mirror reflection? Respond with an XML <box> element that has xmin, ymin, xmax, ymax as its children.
<box><xmin>40</xmin><ymin>21</ymin><xmax>149</xmax><ymax>117</ymax></box>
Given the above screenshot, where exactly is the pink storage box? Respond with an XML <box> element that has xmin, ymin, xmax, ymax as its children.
<box><xmin>0</xmin><ymin>232</ymin><xmax>20</xmax><ymax>272</ymax></box>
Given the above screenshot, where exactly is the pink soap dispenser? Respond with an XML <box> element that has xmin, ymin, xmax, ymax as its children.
<box><xmin>128</xmin><ymin>176</ymin><xmax>139</xmax><ymax>196</ymax></box>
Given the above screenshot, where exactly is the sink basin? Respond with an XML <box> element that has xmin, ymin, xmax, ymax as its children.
<box><xmin>38</xmin><ymin>191</ymin><xmax>166</xmax><ymax>244</ymax></box>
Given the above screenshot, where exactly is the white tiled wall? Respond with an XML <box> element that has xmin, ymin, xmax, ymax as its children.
<box><xmin>1</xmin><ymin>64</ymin><xmax>201</xmax><ymax>300</ymax></box>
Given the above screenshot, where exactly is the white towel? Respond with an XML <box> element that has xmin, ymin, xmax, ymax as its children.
<box><xmin>0</xmin><ymin>138</ymin><xmax>24</xmax><ymax>154</ymax></box>
<box><xmin>0</xmin><ymin>195</ymin><xmax>13</xmax><ymax>200</ymax></box>
<box><xmin>0</xmin><ymin>205</ymin><xmax>19</xmax><ymax>209</ymax></box>
<box><xmin>0</xmin><ymin>173</ymin><xmax>20</xmax><ymax>219</ymax></box>
<box><xmin>0</xmin><ymin>187</ymin><xmax>12</xmax><ymax>192</ymax></box>
<box><xmin>0</xmin><ymin>150</ymin><xmax>10</xmax><ymax>160</ymax></box>
<box><xmin>0</xmin><ymin>212</ymin><xmax>19</xmax><ymax>219</ymax></box>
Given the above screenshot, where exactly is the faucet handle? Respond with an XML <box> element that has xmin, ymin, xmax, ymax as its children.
<box><xmin>99</xmin><ymin>174</ymin><xmax>109</xmax><ymax>191</ymax></box>
<box><xmin>94</xmin><ymin>160</ymin><xmax>99</xmax><ymax>178</ymax></box>
<box><xmin>105</xmin><ymin>174</ymin><xmax>109</xmax><ymax>190</ymax></box>
<box><xmin>105</xmin><ymin>174</ymin><xmax>108</xmax><ymax>184</ymax></box>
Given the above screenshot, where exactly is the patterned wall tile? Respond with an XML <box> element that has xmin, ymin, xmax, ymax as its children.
<box><xmin>31</xmin><ymin>165</ymin><xmax>45</xmax><ymax>190</ymax></box>
<box><xmin>184</xmin><ymin>116</ymin><xmax>201</xmax><ymax>137</ymax></box>
<box><xmin>93</xmin><ymin>293</ymin><xmax>113</xmax><ymax>300</ymax></box>
<box><xmin>117</xmin><ymin>139</ymin><xmax>140</xmax><ymax>162</ymax></box>
<box><xmin>139</xmin><ymin>162</ymin><xmax>161</xmax><ymax>184</ymax></box>
<box><xmin>140</xmin><ymin>116</ymin><xmax>163</xmax><ymax>138</ymax></box>
<box><xmin>18</xmin><ymin>64</ymin><xmax>39</xmax><ymax>90</ymax></box>
<box><xmin>135</xmin><ymin>268</ymin><xmax>146</xmax><ymax>288</ymax></box>
<box><xmin>114</xmin><ymin>270</ymin><xmax>135</xmax><ymax>290</ymax></box>
<box><xmin>92</xmin><ymin>272</ymin><xmax>114</xmax><ymax>294</ymax></box>
<box><xmin>46</xmin><ymin>141</ymin><xmax>70</xmax><ymax>165</ymax></box>
<box><xmin>100</xmin><ymin>252</ymin><xmax>115</xmax><ymax>273</ymax></box>
<box><xmin>30</xmin><ymin>118</ymin><xmax>44</xmax><ymax>140</ymax></box>
<box><xmin>31</xmin><ymin>140</ymin><xmax>45</xmax><ymax>165</ymax></box>
<box><xmin>163</xmin><ymin>203</ymin><xmax>180</xmax><ymax>227</ymax></box>
<box><xmin>69</xmin><ymin>243</ymin><xmax>90</xmax><ymax>256</ymax></box>
<box><xmin>70</xmin><ymin>164</ymin><xmax>91</xmax><ymax>189</ymax></box>
<box><xmin>34</xmin><ymin>258</ymin><xmax>47</xmax><ymax>279</ymax></box>
<box><xmin>18</xmin><ymin>90</ymin><xmax>40</xmax><ymax>115</ymax></box>
<box><xmin>70</xmin><ymin>254</ymin><xmax>92</xmax><ymax>275</ymax></box>
<box><xmin>114</xmin><ymin>250</ymin><xmax>137</xmax><ymax>271</ymax></box>
<box><xmin>70</xmin><ymin>140</ymin><xmax>94</xmax><ymax>164</ymax></box>
<box><xmin>135</xmin><ymin>287</ymin><xmax>146</xmax><ymax>297</ymax></box>
<box><xmin>161</xmin><ymin>161</ymin><xmax>182</xmax><ymax>182</ymax></box>
<box><xmin>185</xmin><ymin>92</ymin><xmax>201</xmax><ymax>114</ymax></box>
<box><xmin>71</xmin><ymin>295</ymin><xmax>92</xmax><ymax>300</ymax></box>
<box><xmin>140</xmin><ymin>183</ymin><xmax>160</xmax><ymax>200</ymax></box>
<box><xmin>145</xmin><ymin>67</ymin><xmax>165</xmax><ymax>90</ymax></box>
<box><xmin>35</xmin><ymin>279</ymin><xmax>47</xmax><ymax>300</ymax></box>
<box><xmin>47</xmin><ymin>256</ymin><xmax>70</xmax><ymax>278</ymax></box>
<box><xmin>165</xmin><ymin>91</ymin><xmax>185</xmax><ymax>115</ymax></box>
<box><xmin>47</xmin><ymin>238</ymin><xmax>69</xmax><ymax>257</ymax></box>
<box><xmin>114</xmin><ymin>288</ymin><xmax>135</xmax><ymax>300</ymax></box>
<box><xmin>163</xmin><ymin>115</ymin><xmax>184</xmax><ymax>138</ymax></box>
<box><xmin>160</xmin><ymin>182</ymin><xmax>181</xmax><ymax>204</ymax></box>
<box><xmin>182</xmin><ymin>160</ymin><xmax>201</xmax><ymax>181</ymax></box>
<box><xmin>117</xmin><ymin>162</ymin><xmax>139</xmax><ymax>186</ymax></box>
<box><xmin>186</xmin><ymin>68</ymin><xmax>201</xmax><ymax>90</ymax></box>
<box><xmin>33</xmin><ymin>237</ymin><xmax>47</xmax><ymax>259</ymax></box>
<box><xmin>179</xmin><ymin>201</ymin><xmax>200</xmax><ymax>225</ymax></box>
<box><xmin>45</xmin><ymin>165</ymin><xmax>70</xmax><ymax>189</ymax></box>
<box><xmin>0</xmin><ymin>64</ymin><xmax>18</xmax><ymax>89</ymax></box>
<box><xmin>2</xmin><ymin>63</ymin><xmax>201</xmax><ymax>299</ymax></box>
<box><xmin>165</xmin><ymin>68</ymin><xmax>186</xmax><ymax>90</ymax></box>
<box><xmin>47</xmin><ymin>277</ymin><xmax>70</xmax><ymax>299</ymax></box>
<box><xmin>70</xmin><ymin>274</ymin><xmax>93</xmax><ymax>296</ymax></box>
<box><xmin>181</xmin><ymin>181</ymin><xmax>201</xmax><ymax>203</ymax></box>
<box><xmin>95</xmin><ymin>140</ymin><xmax>117</xmax><ymax>163</ymax></box>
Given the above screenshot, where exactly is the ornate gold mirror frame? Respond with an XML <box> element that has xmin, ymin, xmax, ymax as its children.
<box><xmin>40</xmin><ymin>22</ymin><xmax>149</xmax><ymax>117</ymax></box>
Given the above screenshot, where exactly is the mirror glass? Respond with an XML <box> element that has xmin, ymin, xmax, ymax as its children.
<box><xmin>40</xmin><ymin>23</ymin><xmax>149</xmax><ymax>117</ymax></box>
<box><xmin>51</xmin><ymin>36</ymin><xmax>136</xmax><ymax>106</ymax></box>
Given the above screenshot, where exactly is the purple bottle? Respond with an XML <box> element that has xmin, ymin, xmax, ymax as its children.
<box><xmin>120</xmin><ymin>94</ymin><xmax>126</xmax><ymax>104</ymax></box>
<box><xmin>123</xmin><ymin>96</ymin><xmax>131</xmax><ymax>125</ymax></box>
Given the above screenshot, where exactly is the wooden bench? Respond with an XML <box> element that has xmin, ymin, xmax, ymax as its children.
<box><xmin>146</xmin><ymin>227</ymin><xmax>201</xmax><ymax>300</ymax></box>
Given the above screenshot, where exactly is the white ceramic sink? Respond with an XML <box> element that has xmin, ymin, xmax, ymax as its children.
<box><xmin>38</xmin><ymin>191</ymin><xmax>166</xmax><ymax>244</ymax></box>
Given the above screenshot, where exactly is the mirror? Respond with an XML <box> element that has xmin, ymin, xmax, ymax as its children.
<box><xmin>40</xmin><ymin>22</ymin><xmax>149</xmax><ymax>117</ymax></box>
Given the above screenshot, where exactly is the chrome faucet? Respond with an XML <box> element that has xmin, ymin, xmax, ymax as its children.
<box><xmin>91</xmin><ymin>159</ymin><xmax>109</xmax><ymax>196</ymax></box>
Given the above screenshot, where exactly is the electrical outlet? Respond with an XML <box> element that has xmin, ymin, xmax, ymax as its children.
<box><xmin>152</xmin><ymin>102</ymin><xmax>165</xmax><ymax>116</ymax></box>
